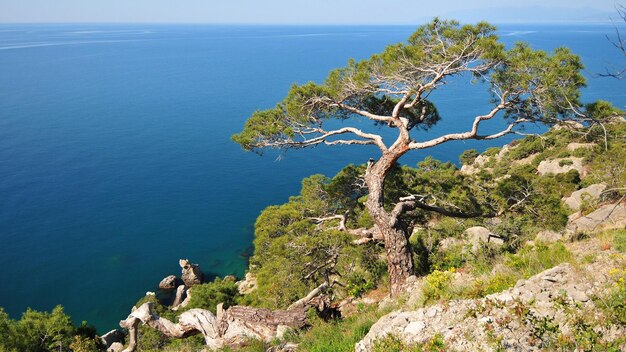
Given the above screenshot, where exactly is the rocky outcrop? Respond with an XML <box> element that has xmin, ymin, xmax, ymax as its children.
<box><xmin>465</xmin><ymin>226</ymin><xmax>504</xmax><ymax>253</ymax></box>
<box><xmin>356</xmin><ymin>244</ymin><xmax>625</xmax><ymax>351</ymax></box>
<box><xmin>566</xmin><ymin>203</ymin><xmax>626</xmax><ymax>234</ymax></box>
<box><xmin>537</xmin><ymin>157</ymin><xmax>584</xmax><ymax>176</ymax></box>
<box><xmin>236</xmin><ymin>272</ymin><xmax>258</xmax><ymax>295</ymax></box>
<box><xmin>535</xmin><ymin>230</ymin><xmax>563</xmax><ymax>243</ymax></box>
<box><xmin>171</xmin><ymin>285</ymin><xmax>187</xmax><ymax>308</ymax></box>
<box><xmin>179</xmin><ymin>259</ymin><xmax>204</xmax><ymax>286</ymax></box>
<box><xmin>552</xmin><ymin>120</ymin><xmax>584</xmax><ymax>130</ymax></box>
<box><xmin>100</xmin><ymin>329</ymin><xmax>124</xmax><ymax>350</ymax></box>
<box><xmin>566</xmin><ymin>142</ymin><xmax>596</xmax><ymax>151</ymax></box>
<box><xmin>511</xmin><ymin>152</ymin><xmax>538</xmax><ymax>166</ymax></box>
<box><xmin>158</xmin><ymin>275</ymin><xmax>178</xmax><ymax>290</ymax></box>
<box><xmin>562</xmin><ymin>183</ymin><xmax>606</xmax><ymax>211</ymax></box>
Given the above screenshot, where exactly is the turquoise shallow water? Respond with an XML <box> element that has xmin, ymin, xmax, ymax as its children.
<box><xmin>0</xmin><ymin>23</ymin><xmax>624</xmax><ymax>331</ymax></box>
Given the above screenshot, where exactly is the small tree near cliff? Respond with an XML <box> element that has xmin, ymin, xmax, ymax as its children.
<box><xmin>233</xmin><ymin>19</ymin><xmax>585</xmax><ymax>296</ymax></box>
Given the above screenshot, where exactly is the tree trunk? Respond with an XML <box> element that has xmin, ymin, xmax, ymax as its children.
<box><xmin>380</xmin><ymin>224</ymin><xmax>414</xmax><ymax>296</ymax></box>
<box><xmin>365</xmin><ymin>151</ymin><xmax>415</xmax><ymax>297</ymax></box>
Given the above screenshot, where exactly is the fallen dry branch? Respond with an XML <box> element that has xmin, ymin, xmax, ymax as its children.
<box><xmin>120</xmin><ymin>282</ymin><xmax>329</xmax><ymax>351</ymax></box>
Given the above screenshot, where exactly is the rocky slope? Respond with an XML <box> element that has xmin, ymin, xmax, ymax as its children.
<box><xmin>357</xmin><ymin>237</ymin><xmax>626</xmax><ymax>351</ymax></box>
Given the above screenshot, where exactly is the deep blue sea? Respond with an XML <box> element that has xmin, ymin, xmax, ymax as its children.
<box><xmin>0</xmin><ymin>23</ymin><xmax>624</xmax><ymax>332</ymax></box>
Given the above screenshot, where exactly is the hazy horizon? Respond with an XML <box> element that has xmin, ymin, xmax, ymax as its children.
<box><xmin>0</xmin><ymin>1</ymin><xmax>620</xmax><ymax>25</ymax></box>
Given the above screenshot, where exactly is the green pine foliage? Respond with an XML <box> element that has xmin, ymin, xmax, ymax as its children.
<box><xmin>0</xmin><ymin>306</ymin><xmax>102</xmax><ymax>352</ymax></box>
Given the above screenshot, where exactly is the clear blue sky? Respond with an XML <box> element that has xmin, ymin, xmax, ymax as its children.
<box><xmin>0</xmin><ymin>0</ymin><xmax>619</xmax><ymax>24</ymax></box>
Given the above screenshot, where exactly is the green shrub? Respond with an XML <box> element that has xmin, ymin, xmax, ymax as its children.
<box><xmin>558</xmin><ymin>159</ymin><xmax>573</xmax><ymax>167</ymax></box>
<box><xmin>0</xmin><ymin>305</ymin><xmax>92</xmax><ymax>352</ymax></box>
<box><xmin>483</xmin><ymin>147</ymin><xmax>501</xmax><ymax>157</ymax></box>
<box><xmin>473</xmin><ymin>273</ymin><xmax>517</xmax><ymax>297</ymax></box>
<box><xmin>460</xmin><ymin>149</ymin><xmax>479</xmax><ymax>165</ymax></box>
<box><xmin>507</xmin><ymin>135</ymin><xmax>551</xmax><ymax>160</ymax></box>
<box><xmin>422</xmin><ymin>269</ymin><xmax>455</xmax><ymax>303</ymax></box>
<box><xmin>186</xmin><ymin>277</ymin><xmax>240</xmax><ymax>314</ymax></box>
<box><xmin>614</xmin><ymin>230</ymin><xmax>626</xmax><ymax>252</ymax></box>
<box><xmin>372</xmin><ymin>333</ymin><xmax>447</xmax><ymax>352</ymax></box>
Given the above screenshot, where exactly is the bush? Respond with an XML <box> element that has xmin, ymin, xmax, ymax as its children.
<box><xmin>186</xmin><ymin>277</ymin><xmax>240</xmax><ymax>313</ymax></box>
<box><xmin>613</xmin><ymin>229</ymin><xmax>626</xmax><ymax>252</ymax></box>
<box><xmin>0</xmin><ymin>305</ymin><xmax>98</xmax><ymax>352</ymax></box>
<box><xmin>372</xmin><ymin>333</ymin><xmax>447</xmax><ymax>352</ymax></box>
<box><xmin>558</xmin><ymin>159</ymin><xmax>573</xmax><ymax>167</ymax></box>
<box><xmin>422</xmin><ymin>269</ymin><xmax>455</xmax><ymax>303</ymax></box>
<box><xmin>459</xmin><ymin>149</ymin><xmax>479</xmax><ymax>165</ymax></box>
<box><xmin>507</xmin><ymin>135</ymin><xmax>551</xmax><ymax>160</ymax></box>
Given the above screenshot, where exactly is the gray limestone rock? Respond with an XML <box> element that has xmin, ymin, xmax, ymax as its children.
<box><xmin>562</xmin><ymin>183</ymin><xmax>606</xmax><ymax>211</ymax></box>
<box><xmin>537</xmin><ymin>157</ymin><xmax>584</xmax><ymax>176</ymax></box>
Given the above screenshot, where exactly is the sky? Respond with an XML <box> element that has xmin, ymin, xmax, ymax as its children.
<box><xmin>0</xmin><ymin>0</ymin><xmax>620</xmax><ymax>24</ymax></box>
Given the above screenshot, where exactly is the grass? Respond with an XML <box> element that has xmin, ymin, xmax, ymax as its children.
<box><xmin>292</xmin><ymin>305</ymin><xmax>387</xmax><ymax>352</ymax></box>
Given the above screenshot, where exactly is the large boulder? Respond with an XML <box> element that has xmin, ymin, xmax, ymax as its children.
<box><xmin>179</xmin><ymin>259</ymin><xmax>204</xmax><ymax>286</ymax></box>
<box><xmin>562</xmin><ymin>183</ymin><xmax>606</xmax><ymax>211</ymax></box>
<box><xmin>566</xmin><ymin>142</ymin><xmax>596</xmax><ymax>151</ymax></box>
<box><xmin>552</xmin><ymin>120</ymin><xmax>584</xmax><ymax>130</ymax></box>
<box><xmin>465</xmin><ymin>226</ymin><xmax>504</xmax><ymax>253</ymax></box>
<box><xmin>566</xmin><ymin>203</ymin><xmax>626</xmax><ymax>234</ymax></box>
<box><xmin>537</xmin><ymin>157</ymin><xmax>584</xmax><ymax>176</ymax></box>
<box><xmin>158</xmin><ymin>275</ymin><xmax>178</xmax><ymax>290</ymax></box>
<box><xmin>535</xmin><ymin>230</ymin><xmax>563</xmax><ymax>243</ymax></box>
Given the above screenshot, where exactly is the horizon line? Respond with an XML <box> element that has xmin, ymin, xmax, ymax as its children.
<box><xmin>0</xmin><ymin>19</ymin><xmax>617</xmax><ymax>26</ymax></box>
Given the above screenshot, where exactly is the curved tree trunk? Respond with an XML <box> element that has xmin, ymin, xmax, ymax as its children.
<box><xmin>365</xmin><ymin>149</ymin><xmax>415</xmax><ymax>296</ymax></box>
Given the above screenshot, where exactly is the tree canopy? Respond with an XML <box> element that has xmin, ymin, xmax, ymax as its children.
<box><xmin>233</xmin><ymin>19</ymin><xmax>585</xmax><ymax>154</ymax></box>
<box><xmin>234</xmin><ymin>18</ymin><xmax>587</xmax><ymax>295</ymax></box>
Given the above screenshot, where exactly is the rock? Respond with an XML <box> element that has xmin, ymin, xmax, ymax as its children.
<box><xmin>566</xmin><ymin>142</ymin><xmax>596</xmax><ymax>151</ymax></box>
<box><xmin>565</xmin><ymin>285</ymin><xmax>589</xmax><ymax>302</ymax></box>
<box><xmin>608</xmin><ymin>114</ymin><xmax>626</xmax><ymax>124</ymax></box>
<box><xmin>236</xmin><ymin>272</ymin><xmax>258</xmax><ymax>295</ymax></box>
<box><xmin>465</xmin><ymin>226</ymin><xmax>504</xmax><ymax>253</ymax></box>
<box><xmin>438</xmin><ymin>237</ymin><xmax>462</xmax><ymax>251</ymax></box>
<box><xmin>537</xmin><ymin>157</ymin><xmax>584</xmax><ymax>176</ymax></box>
<box><xmin>512</xmin><ymin>153</ymin><xmax>538</xmax><ymax>166</ymax></box>
<box><xmin>107</xmin><ymin>342</ymin><xmax>124</xmax><ymax>352</ymax></box>
<box><xmin>404</xmin><ymin>321</ymin><xmax>426</xmax><ymax>334</ymax></box>
<box><xmin>179</xmin><ymin>259</ymin><xmax>204</xmax><ymax>286</ymax></box>
<box><xmin>466</xmin><ymin>226</ymin><xmax>491</xmax><ymax>243</ymax></box>
<box><xmin>552</xmin><ymin>120</ymin><xmax>584</xmax><ymax>130</ymax></box>
<box><xmin>276</xmin><ymin>324</ymin><xmax>292</xmax><ymax>340</ymax></box>
<box><xmin>460</xmin><ymin>154</ymin><xmax>492</xmax><ymax>175</ymax></box>
<box><xmin>497</xmin><ymin>144</ymin><xmax>510</xmax><ymax>159</ymax></box>
<box><xmin>562</xmin><ymin>183</ymin><xmax>606</xmax><ymax>211</ymax></box>
<box><xmin>357</xmin><ymin>255</ymin><xmax>624</xmax><ymax>352</ymax></box>
<box><xmin>171</xmin><ymin>285</ymin><xmax>187</xmax><ymax>308</ymax></box>
<box><xmin>158</xmin><ymin>275</ymin><xmax>178</xmax><ymax>290</ymax></box>
<box><xmin>100</xmin><ymin>329</ymin><xmax>124</xmax><ymax>348</ymax></box>
<box><xmin>566</xmin><ymin>204</ymin><xmax>626</xmax><ymax>234</ymax></box>
<box><xmin>535</xmin><ymin>230</ymin><xmax>563</xmax><ymax>243</ymax></box>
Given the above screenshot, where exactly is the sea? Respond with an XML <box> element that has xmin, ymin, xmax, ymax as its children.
<box><xmin>0</xmin><ymin>23</ymin><xmax>625</xmax><ymax>332</ymax></box>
